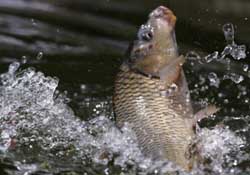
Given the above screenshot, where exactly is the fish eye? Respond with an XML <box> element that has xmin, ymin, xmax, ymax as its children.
<box><xmin>138</xmin><ymin>25</ymin><xmax>153</xmax><ymax>41</ymax></box>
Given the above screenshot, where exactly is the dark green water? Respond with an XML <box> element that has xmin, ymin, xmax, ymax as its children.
<box><xmin>0</xmin><ymin>0</ymin><xmax>250</xmax><ymax>174</ymax></box>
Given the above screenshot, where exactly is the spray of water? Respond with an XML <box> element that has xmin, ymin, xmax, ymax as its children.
<box><xmin>0</xmin><ymin>62</ymin><xmax>183</xmax><ymax>175</ymax></box>
<box><xmin>0</xmin><ymin>23</ymin><xmax>249</xmax><ymax>175</ymax></box>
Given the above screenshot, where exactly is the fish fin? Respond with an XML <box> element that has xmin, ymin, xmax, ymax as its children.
<box><xmin>194</xmin><ymin>105</ymin><xmax>220</xmax><ymax>122</ymax></box>
<box><xmin>193</xmin><ymin>105</ymin><xmax>220</xmax><ymax>132</ymax></box>
<box><xmin>159</xmin><ymin>55</ymin><xmax>185</xmax><ymax>88</ymax></box>
<box><xmin>120</xmin><ymin>62</ymin><xmax>130</xmax><ymax>71</ymax></box>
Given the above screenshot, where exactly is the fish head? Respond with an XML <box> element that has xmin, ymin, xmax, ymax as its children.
<box><xmin>128</xmin><ymin>6</ymin><xmax>179</xmax><ymax>77</ymax></box>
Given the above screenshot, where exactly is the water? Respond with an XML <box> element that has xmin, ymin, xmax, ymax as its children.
<box><xmin>0</xmin><ymin>62</ymin><xmax>182</xmax><ymax>175</ymax></box>
<box><xmin>0</xmin><ymin>0</ymin><xmax>250</xmax><ymax>174</ymax></box>
<box><xmin>0</xmin><ymin>61</ymin><xmax>248</xmax><ymax>175</ymax></box>
<box><xmin>0</xmin><ymin>27</ymin><xmax>249</xmax><ymax>175</ymax></box>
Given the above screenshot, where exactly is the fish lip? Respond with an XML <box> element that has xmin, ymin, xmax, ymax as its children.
<box><xmin>149</xmin><ymin>6</ymin><xmax>176</xmax><ymax>27</ymax></box>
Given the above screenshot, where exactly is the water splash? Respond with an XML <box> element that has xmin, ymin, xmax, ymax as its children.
<box><xmin>0</xmin><ymin>62</ymin><xmax>248</xmax><ymax>174</ymax></box>
<box><xmin>0</xmin><ymin>62</ymin><xmax>184</xmax><ymax>175</ymax></box>
<box><xmin>223</xmin><ymin>23</ymin><xmax>234</xmax><ymax>45</ymax></box>
<box><xmin>195</xmin><ymin>127</ymin><xmax>246</xmax><ymax>175</ymax></box>
<box><xmin>208</xmin><ymin>72</ymin><xmax>220</xmax><ymax>87</ymax></box>
<box><xmin>221</xmin><ymin>23</ymin><xmax>246</xmax><ymax>60</ymax></box>
<box><xmin>1</xmin><ymin>20</ymin><xmax>250</xmax><ymax>174</ymax></box>
<box><xmin>21</xmin><ymin>55</ymin><xmax>28</xmax><ymax>64</ymax></box>
<box><xmin>187</xmin><ymin>23</ymin><xmax>247</xmax><ymax>64</ymax></box>
<box><xmin>204</xmin><ymin>51</ymin><xmax>219</xmax><ymax>63</ymax></box>
<box><xmin>187</xmin><ymin>23</ymin><xmax>247</xmax><ymax>86</ymax></box>
<box><xmin>243</xmin><ymin>64</ymin><xmax>249</xmax><ymax>72</ymax></box>
<box><xmin>223</xmin><ymin>73</ymin><xmax>244</xmax><ymax>84</ymax></box>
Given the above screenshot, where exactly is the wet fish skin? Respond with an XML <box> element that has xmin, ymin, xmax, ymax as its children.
<box><xmin>114</xmin><ymin>65</ymin><xmax>194</xmax><ymax>171</ymax></box>
<box><xmin>113</xmin><ymin>6</ymin><xmax>218</xmax><ymax>171</ymax></box>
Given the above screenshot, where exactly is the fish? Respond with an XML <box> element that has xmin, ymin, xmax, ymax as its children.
<box><xmin>113</xmin><ymin>6</ymin><xmax>218</xmax><ymax>171</ymax></box>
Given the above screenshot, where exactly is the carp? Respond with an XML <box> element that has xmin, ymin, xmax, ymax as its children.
<box><xmin>113</xmin><ymin>6</ymin><xmax>218</xmax><ymax>171</ymax></box>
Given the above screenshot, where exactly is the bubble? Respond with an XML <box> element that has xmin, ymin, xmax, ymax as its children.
<box><xmin>169</xmin><ymin>83</ymin><xmax>178</xmax><ymax>92</ymax></box>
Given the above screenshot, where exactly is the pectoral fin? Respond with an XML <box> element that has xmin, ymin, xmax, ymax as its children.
<box><xmin>194</xmin><ymin>105</ymin><xmax>220</xmax><ymax>132</ymax></box>
<box><xmin>159</xmin><ymin>55</ymin><xmax>185</xmax><ymax>88</ymax></box>
<box><xmin>194</xmin><ymin>105</ymin><xmax>220</xmax><ymax>122</ymax></box>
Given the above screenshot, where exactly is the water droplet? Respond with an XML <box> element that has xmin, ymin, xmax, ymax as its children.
<box><xmin>221</xmin><ymin>45</ymin><xmax>232</xmax><ymax>58</ymax></box>
<box><xmin>226</xmin><ymin>44</ymin><xmax>246</xmax><ymax>60</ymax></box>
<box><xmin>218</xmin><ymin>93</ymin><xmax>224</xmax><ymax>98</ymax></box>
<box><xmin>224</xmin><ymin>99</ymin><xmax>229</xmax><ymax>104</ymax></box>
<box><xmin>80</xmin><ymin>84</ymin><xmax>87</xmax><ymax>92</ymax></box>
<box><xmin>186</xmin><ymin>51</ymin><xmax>201</xmax><ymax>60</ymax></box>
<box><xmin>245</xmin><ymin>98</ymin><xmax>249</xmax><ymax>103</ymax></box>
<box><xmin>170</xmin><ymin>83</ymin><xmax>178</xmax><ymax>92</ymax></box>
<box><xmin>225</xmin><ymin>57</ymin><xmax>231</xmax><ymax>70</ymax></box>
<box><xmin>243</xmin><ymin>64</ymin><xmax>249</xmax><ymax>72</ymax></box>
<box><xmin>199</xmin><ymin>75</ymin><xmax>206</xmax><ymax>85</ymax></box>
<box><xmin>104</xmin><ymin>168</ymin><xmax>109</xmax><ymax>175</ymax></box>
<box><xmin>204</xmin><ymin>51</ymin><xmax>218</xmax><ymax>63</ymax></box>
<box><xmin>31</xmin><ymin>18</ymin><xmax>37</xmax><ymax>26</ymax></box>
<box><xmin>223</xmin><ymin>73</ymin><xmax>244</xmax><ymax>84</ymax></box>
<box><xmin>36</xmin><ymin>52</ymin><xmax>43</xmax><ymax>60</ymax></box>
<box><xmin>21</xmin><ymin>56</ymin><xmax>28</xmax><ymax>64</ymax></box>
<box><xmin>223</xmin><ymin>23</ymin><xmax>235</xmax><ymax>44</ymax></box>
<box><xmin>8</xmin><ymin>62</ymin><xmax>20</xmax><ymax>75</ymax></box>
<box><xmin>208</xmin><ymin>72</ymin><xmax>220</xmax><ymax>87</ymax></box>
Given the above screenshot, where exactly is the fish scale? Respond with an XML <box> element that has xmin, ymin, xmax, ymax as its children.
<box><xmin>114</xmin><ymin>68</ymin><xmax>194</xmax><ymax>170</ymax></box>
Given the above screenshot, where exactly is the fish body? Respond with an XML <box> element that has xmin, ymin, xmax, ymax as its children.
<box><xmin>114</xmin><ymin>66</ymin><xmax>194</xmax><ymax>170</ymax></box>
<box><xmin>113</xmin><ymin>6</ymin><xmax>216</xmax><ymax>171</ymax></box>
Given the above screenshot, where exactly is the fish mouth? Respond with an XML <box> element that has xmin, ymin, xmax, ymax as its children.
<box><xmin>149</xmin><ymin>6</ymin><xmax>176</xmax><ymax>27</ymax></box>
